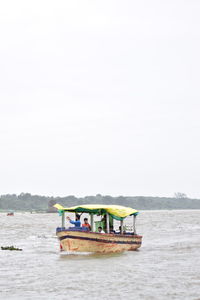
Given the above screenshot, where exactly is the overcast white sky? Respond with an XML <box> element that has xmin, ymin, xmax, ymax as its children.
<box><xmin>0</xmin><ymin>0</ymin><xmax>200</xmax><ymax>198</ymax></box>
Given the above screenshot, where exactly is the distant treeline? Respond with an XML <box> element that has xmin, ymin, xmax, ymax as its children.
<box><xmin>0</xmin><ymin>193</ymin><xmax>200</xmax><ymax>212</ymax></box>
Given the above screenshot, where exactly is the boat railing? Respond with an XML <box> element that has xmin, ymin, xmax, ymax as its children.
<box><xmin>56</xmin><ymin>226</ymin><xmax>136</xmax><ymax>235</ymax></box>
<box><xmin>56</xmin><ymin>226</ymin><xmax>89</xmax><ymax>233</ymax></box>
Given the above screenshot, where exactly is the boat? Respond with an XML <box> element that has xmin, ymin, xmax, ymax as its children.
<box><xmin>54</xmin><ymin>204</ymin><xmax>142</xmax><ymax>253</ymax></box>
<box><xmin>7</xmin><ymin>212</ymin><xmax>14</xmax><ymax>216</ymax></box>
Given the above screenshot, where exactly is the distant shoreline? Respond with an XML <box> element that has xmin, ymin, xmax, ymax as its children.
<box><xmin>1</xmin><ymin>193</ymin><xmax>200</xmax><ymax>212</ymax></box>
<box><xmin>1</xmin><ymin>208</ymin><xmax>200</xmax><ymax>213</ymax></box>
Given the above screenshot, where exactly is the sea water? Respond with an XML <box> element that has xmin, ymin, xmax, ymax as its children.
<box><xmin>0</xmin><ymin>210</ymin><xmax>200</xmax><ymax>300</ymax></box>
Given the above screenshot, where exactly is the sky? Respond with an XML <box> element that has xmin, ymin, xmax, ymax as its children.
<box><xmin>0</xmin><ymin>0</ymin><xmax>200</xmax><ymax>198</ymax></box>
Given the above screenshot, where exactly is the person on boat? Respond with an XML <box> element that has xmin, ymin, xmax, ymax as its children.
<box><xmin>98</xmin><ymin>226</ymin><xmax>105</xmax><ymax>233</ymax></box>
<box><xmin>101</xmin><ymin>214</ymin><xmax>113</xmax><ymax>233</ymax></box>
<box><xmin>66</xmin><ymin>214</ymin><xmax>81</xmax><ymax>227</ymax></box>
<box><xmin>110</xmin><ymin>225</ymin><xmax>115</xmax><ymax>234</ymax></box>
<box><xmin>117</xmin><ymin>226</ymin><xmax>126</xmax><ymax>234</ymax></box>
<box><xmin>82</xmin><ymin>218</ymin><xmax>91</xmax><ymax>231</ymax></box>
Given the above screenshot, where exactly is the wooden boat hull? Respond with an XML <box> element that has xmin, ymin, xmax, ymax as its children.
<box><xmin>56</xmin><ymin>229</ymin><xmax>142</xmax><ymax>253</ymax></box>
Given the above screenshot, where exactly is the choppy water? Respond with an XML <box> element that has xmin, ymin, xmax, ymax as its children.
<box><xmin>0</xmin><ymin>210</ymin><xmax>200</xmax><ymax>300</ymax></box>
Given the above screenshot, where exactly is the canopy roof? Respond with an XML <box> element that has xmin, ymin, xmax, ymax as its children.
<box><xmin>54</xmin><ymin>203</ymin><xmax>138</xmax><ymax>220</ymax></box>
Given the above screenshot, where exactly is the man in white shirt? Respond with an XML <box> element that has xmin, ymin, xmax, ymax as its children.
<box><xmin>98</xmin><ymin>226</ymin><xmax>105</xmax><ymax>233</ymax></box>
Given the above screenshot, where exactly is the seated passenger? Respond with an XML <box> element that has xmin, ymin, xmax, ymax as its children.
<box><xmin>66</xmin><ymin>214</ymin><xmax>81</xmax><ymax>227</ymax></box>
<box><xmin>118</xmin><ymin>225</ymin><xmax>126</xmax><ymax>234</ymax></box>
<box><xmin>82</xmin><ymin>218</ymin><xmax>91</xmax><ymax>231</ymax></box>
<box><xmin>110</xmin><ymin>226</ymin><xmax>115</xmax><ymax>233</ymax></box>
<box><xmin>98</xmin><ymin>226</ymin><xmax>105</xmax><ymax>233</ymax></box>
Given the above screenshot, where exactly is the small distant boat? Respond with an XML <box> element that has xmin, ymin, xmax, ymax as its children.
<box><xmin>7</xmin><ymin>212</ymin><xmax>14</xmax><ymax>216</ymax></box>
<box><xmin>54</xmin><ymin>204</ymin><xmax>142</xmax><ymax>254</ymax></box>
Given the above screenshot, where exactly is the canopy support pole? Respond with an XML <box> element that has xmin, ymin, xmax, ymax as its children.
<box><xmin>120</xmin><ymin>220</ymin><xmax>123</xmax><ymax>234</ymax></box>
<box><xmin>106</xmin><ymin>213</ymin><xmax>110</xmax><ymax>233</ymax></box>
<box><xmin>62</xmin><ymin>211</ymin><xmax>65</xmax><ymax>228</ymax></box>
<box><xmin>90</xmin><ymin>214</ymin><xmax>94</xmax><ymax>232</ymax></box>
<box><xmin>133</xmin><ymin>215</ymin><xmax>136</xmax><ymax>234</ymax></box>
